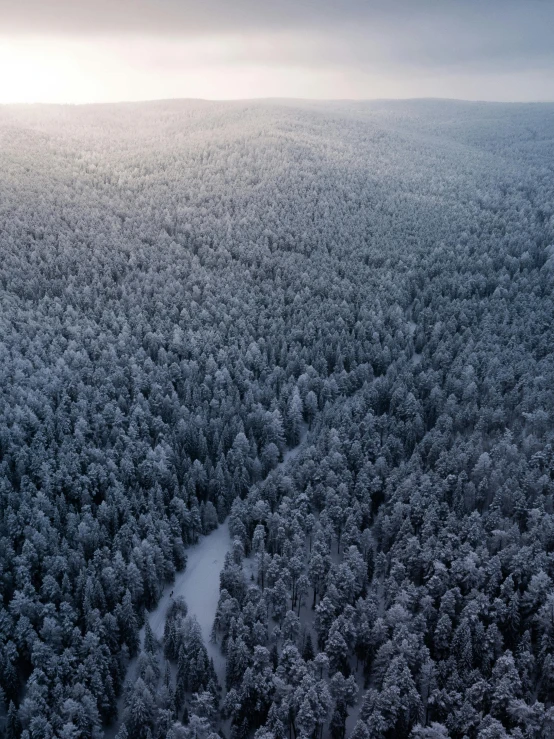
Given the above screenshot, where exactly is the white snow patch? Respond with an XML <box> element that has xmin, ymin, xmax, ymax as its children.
<box><xmin>148</xmin><ymin>519</ymin><xmax>231</xmax><ymax>682</ymax></box>
<box><xmin>104</xmin><ymin>520</ymin><xmax>231</xmax><ymax>737</ymax></box>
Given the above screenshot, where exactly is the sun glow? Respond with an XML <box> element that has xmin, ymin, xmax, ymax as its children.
<box><xmin>1</xmin><ymin>33</ymin><xmax>552</xmax><ymax>105</ymax></box>
<box><xmin>0</xmin><ymin>34</ymin><xmax>374</xmax><ymax>105</ymax></box>
<box><xmin>0</xmin><ymin>38</ymin><xmax>94</xmax><ymax>104</ymax></box>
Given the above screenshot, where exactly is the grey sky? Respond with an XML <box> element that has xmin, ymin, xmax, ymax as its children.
<box><xmin>1</xmin><ymin>0</ymin><xmax>553</xmax><ymax>103</ymax></box>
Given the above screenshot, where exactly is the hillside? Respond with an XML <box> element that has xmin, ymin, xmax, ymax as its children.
<box><xmin>1</xmin><ymin>100</ymin><xmax>554</xmax><ymax>739</ymax></box>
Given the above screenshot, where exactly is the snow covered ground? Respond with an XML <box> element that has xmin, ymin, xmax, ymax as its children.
<box><xmin>147</xmin><ymin>518</ymin><xmax>231</xmax><ymax>683</ymax></box>
<box><xmin>105</xmin><ymin>520</ymin><xmax>231</xmax><ymax>736</ymax></box>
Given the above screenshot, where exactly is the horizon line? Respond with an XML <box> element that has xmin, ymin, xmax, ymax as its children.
<box><xmin>2</xmin><ymin>95</ymin><xmax>554</xmax><ymax>108</ymax></box>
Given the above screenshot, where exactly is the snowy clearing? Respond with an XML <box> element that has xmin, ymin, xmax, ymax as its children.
<box><xmin>148</xmin><ymin>519</ymin><xmax>231</xmax><ymax>681</ymax></box>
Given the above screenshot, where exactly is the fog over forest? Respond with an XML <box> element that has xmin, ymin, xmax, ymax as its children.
<box><xmin>1</xmin><ymin>99</ymin><xmax>554</xmax><ymax>739</ymax></box>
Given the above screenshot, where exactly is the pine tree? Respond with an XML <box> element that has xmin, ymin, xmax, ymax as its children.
<box><xmin>127</xmin><ymin>678</ymin><xmax>155</xmax><ymax>739</ymax></box>
<box><xmin>286</xmin><ymin>389</ymin><xmax>303</xmax><ymax>447</ymax></box>
<box><xmin>119</xmin><ymin>589</ymin><xmax>140</xmax><ymax>657</ymax></box>
<box><xmin>325</xmin><ymin>628</ymin><xmax>349</xmax><ymax>675</ymax></box>
<box><xmin>302</xmin><ymin>633</ymin><xmax>315</xmax><ymax>662</ymax></box>
<box><xmin>6</xmin><ymin>701</ymin><xmax>21</xmax><ymax>739</ymax></box>
<box><xmin>350</xmin><ymin>720</ymin><xmax>370</xmax><ymax>739</ymax></box>
<box><xmin>282</xmin><ymin>610</ymin><xmax>300</xmax><ymax>644</ymax></box>
<box><xmin>144</xmin><ymin>620</ymin><xmax>157</xmax><ymax>654</ymax></box>
<box><xmin>330</xmin><ymin>704</ymin><xmax>347</xmax><ymax>739</ymax></box>
<box><xmin>270</xmin><ymin>643</ymin><xmax>279</xmax><ymax>670</ymax></box>
<box><xmin>252</xmin><ymin>524</ymin><xmax>267</xmax><ymax>591</ymax></box>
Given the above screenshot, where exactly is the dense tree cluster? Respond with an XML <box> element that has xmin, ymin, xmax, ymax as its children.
<box><xmin>0</xmin><ymin>99</ymin><xmax>553</xmax><ymax>738</ymax></box>
<box><xmin>117</xmin><ymin>598</ymin><xmax>220</xmax><ymax>739</ymax></box>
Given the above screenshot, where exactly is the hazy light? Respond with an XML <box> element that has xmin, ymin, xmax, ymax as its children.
<box><xmin>0</xmin><ymin>33</ymin><xmax>553</xmax><ymax>104</ymax></box>
<box><xmin>0</xmin><ymin>35</ymin><xmax>338</xmax><ymax>104</ymax></box>
<box><xmin>0</xmin><ymin>37</ymin><xmax>123</xmax><ymax>104</ymax></box>
<box><xmin>0</xmin><ymin>34</ymin><xmax>388</xmax><ymax>104</ymax></box>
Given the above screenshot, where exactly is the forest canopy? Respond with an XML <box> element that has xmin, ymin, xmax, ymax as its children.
<box><xmin>0</xmin><ymin>99</ymin><xmax>554</xmax><ymax>739</ymax></box>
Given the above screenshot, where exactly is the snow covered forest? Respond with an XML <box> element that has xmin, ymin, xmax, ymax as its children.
<box><xmin>1</xmin><ymin>99</ymin><xmax>554</xmax><ymax>739</ymax></box>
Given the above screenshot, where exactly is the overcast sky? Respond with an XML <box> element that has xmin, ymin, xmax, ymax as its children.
<box><xmin>0</xmin><ymin>0</ymin><xmax>553</xmax><ymax>103</ymax></box>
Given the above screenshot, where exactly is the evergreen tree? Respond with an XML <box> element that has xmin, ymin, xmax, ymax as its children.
<box><xmin>6</xmin><ymin>701</ymin><xmax>22</xmax><ymax>739</ymax></box>
<box><xmin>302</xmin><ymin>634</ymin><xmax>315</xmax><ymax>662</ymax></box>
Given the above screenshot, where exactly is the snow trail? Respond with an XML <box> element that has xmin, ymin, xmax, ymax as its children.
<box><xmin>104</xmin><ymin>520</ymin><xmax>230</xmax><ymax>737</ymax></box>
<box><xmin>147</xmin><ymin>519</ymin><xmax>231</xmax><ymax>682</ymax></box>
